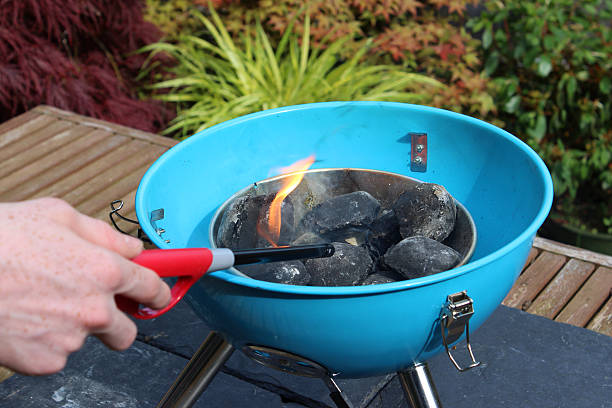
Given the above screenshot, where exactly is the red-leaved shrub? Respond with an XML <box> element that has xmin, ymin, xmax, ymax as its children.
<box><xmin>0</xmin><ymin>0</ymin><xmax>173</xmax><ymax>133</ymax></box>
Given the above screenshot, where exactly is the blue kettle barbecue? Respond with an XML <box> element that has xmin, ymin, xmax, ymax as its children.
<box><xmin>125</xmin><ymin>102</ymin><xmax>553</xmax><ymax>407</ymax></box>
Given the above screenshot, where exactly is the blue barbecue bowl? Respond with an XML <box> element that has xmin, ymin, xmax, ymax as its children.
<box><xmin>135</xmin><ymin>102</ymin><xmax>553</xmax><ymax>378</ymax></box>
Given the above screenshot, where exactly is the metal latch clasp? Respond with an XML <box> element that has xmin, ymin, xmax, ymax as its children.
<box><xmin>440</xmin><ymin>291</ymin><xmax>481</xmax><ymax>372</ymax></box>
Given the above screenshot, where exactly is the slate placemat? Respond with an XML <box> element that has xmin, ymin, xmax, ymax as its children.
<box><xmin>134</xmin><ymin>301</ymin><xmax>612</xmax><ymax>408</ymax></box>
<box><xmin>2</xmin><ymin>303</ymin><xmax>612</xmax><ymax>407</ymax></box>
<box><xmin>368</xmin><ymin>306</ymin><xmax>612</xmax><ymax>408</ymax></box>
<box><xmin>0</xmin><ymin>337</ymin><xmax>300</xmax><ymax>408</ymax></box>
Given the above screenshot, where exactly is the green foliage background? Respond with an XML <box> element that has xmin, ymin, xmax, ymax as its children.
<box><xmin>144</xmin><ymin>0</ymin><xmax>495</xmax><ymax>119</ymax></box>
<box><xmin>142</xmin><ymin>7</ymin><xmax>442</xmax><ymax>137</ymax></box>
<box><xmin>471</xmin><ymin>0</ymin><xmax>612</xmax><ymax>233</ymax></box>
<box><xmin>142</xmin><ymin>0</ymin><xmax>611</xmax><ymax>233</ymax></box>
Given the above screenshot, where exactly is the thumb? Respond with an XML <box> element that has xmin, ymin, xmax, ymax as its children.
<box><xmin>71</xmin><ymin>212</ymin><xmax>144</xmax><ymax>259</ymax></box>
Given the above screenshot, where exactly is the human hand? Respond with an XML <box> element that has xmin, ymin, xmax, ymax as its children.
<box><xmin>0</xmin><ymin>198</ymin><xmax>171</xmax><ymax>375</ymax></box>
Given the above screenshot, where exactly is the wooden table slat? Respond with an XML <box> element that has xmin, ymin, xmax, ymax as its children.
<box><xmin>0</xmin><ymin>127</ymin><xmax>98</xmax><ymax>194</ymax></box>
<box><xmin>534</xmin><ymin>236</ymin><xmax>612</xmax><ymax>268</ymax></box>
<box><xmin>34</xmin><ymin>105</ymin><xmax>178</xmax><ymax>148</ymax></box>
<box><xmin>0</xmin><ymin>109</ymin><xmax>42</xmax><ymax>137</ymax></box>
<box><xmin>61</xmin><ymin>143</ymin><xmax>166</xmax><ymax>208</ymax></box>
<box><xmin>0</xmin><ymin>118</ymin><xmax>73</xmax><ymax>163</ymax></box>
<box><xmin>587</xmin><ymin>297</ymin><xmax>612</xmax><ymax>336</ymax></box>
<box><xmin>30</xmin><ymin>139</ymin><xmax>158</xmax><ymax>200</ymax></box>
<box><xmin>1</xmin><ymin>132</ymin><xmax>130</xmax><ymax>202</ymax></box>
<box><xmin>526</xmin><ymin>259</ymin><xmax>596</xmax><ymax>319</ymax></box>
<box><xmin>502</xmin><ymin>251</ymin><xmax>567</xmax><ymax>310</ymax></box>
<box><xmin>524</xmin><ymin>247</ymin><xmax>540</xmax><ymax>270</ymax></box>
<box><xmin>75</xmin><ymin>162</ymin><xmax>153</xmax><ymax>216</ymax></box>
<box><xmin>0</xmin><ymin>125</ymin><xmax>100</xmax><ymax>183</ymax></box>
<box><xmin>555</xmin><ymin>266</ymin><xmax>612</xmax><ymax>327</ymax></box>
<box><xmin>122</xmin><ymin>210</ymin><xmax>141</xmax><ymax>236</ymax></box>
<box><xmin>0</xmin><ymin>112</ymin><xmax>56</xmax><ymax>149</ymax></box>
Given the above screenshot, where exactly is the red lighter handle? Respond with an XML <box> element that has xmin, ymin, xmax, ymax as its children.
<box><xmin>116</xmin><ymin>248</ymin><xmax>214</xmax><ymax>319</ymax></box>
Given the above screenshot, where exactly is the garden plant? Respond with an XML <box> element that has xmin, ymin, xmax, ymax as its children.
<box><xmin>0</xmin><ymin>0</ymin><xmax>173</xmax><ymax>132</ymax></box>
<box><xmin>142</xmin><ymin>7</ymin><xmax>443</xmax><ymax>137</ymax></box>
<box><xmin>143</xmin><ymin>0</ymin><xmax>611</xmax><ymax>243</ymax></box>
<box><xmin>471</xmin><ymin>0</ymin><xmax>612</xmax><ymax>235</ymax></box>
<box><xmin>1</xmin><ymin>0</ymin><xmax>607</xmax><ymax>245</ymax></box>
<box><xmin>206</xmin><ymin>0</ymin><xmax>495</xmax><ymax>118</ymax></box>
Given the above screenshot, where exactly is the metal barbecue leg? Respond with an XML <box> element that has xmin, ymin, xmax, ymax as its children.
<box><xmin>398</xmin><ymin>363</ymin><xmax>443</xmax><ymax>408</ymax></box>
<box><xmin>157</xmin><ymin>331</ymin><xmax>235</xmax><ymax>408</ymax></box>
<box><xmin>323</xmin><ymin>376</ymin><xmax>355</xmax><ymax>408</ymax></box>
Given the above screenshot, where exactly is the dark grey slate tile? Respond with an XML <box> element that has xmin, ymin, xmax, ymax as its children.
<box><xmin>5</xmin><ymin>304</ymin><xmax>609</xmax><ymax>407</ymax></box>
<box><xmin>135</xmin><ymin>300</ymin><xmax>393</xmax><ymax>407</ymax></box>
<box><xmin>368</xmin><ymin>306</ymin><xmax>612</xmax><ymax>408</ymax></box>
<box><xmin>224</xmin><ymin>349</ymin><xmax>393</xmax><ymax>408</ymax></box>
<box><xmin>0</xmin><ymin>337</ymin><xmax>299</xmax><ymax>408</ymax></box>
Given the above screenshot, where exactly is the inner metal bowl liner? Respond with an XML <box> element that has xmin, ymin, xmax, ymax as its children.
<box><xmin>209</xmin><ymin>168</ymin><xmax>477</xmax><ymax>280</ymax></box>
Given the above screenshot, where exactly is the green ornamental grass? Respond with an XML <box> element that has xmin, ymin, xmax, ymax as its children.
<box><xmin>142</xmin><ymin>8</ymin><xmax>442</xmax><ymax>137</ymax></box>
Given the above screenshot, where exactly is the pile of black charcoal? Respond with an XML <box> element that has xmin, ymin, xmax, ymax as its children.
<box><xmin>217</xmin><ymin>182</ymin><xmax>466</xmax><ymax>286</ymax></box>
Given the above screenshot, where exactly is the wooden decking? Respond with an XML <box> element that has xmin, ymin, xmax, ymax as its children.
<box><xmin>504</xmin><ymin>237</ymin><xmax>612</xmax><ymax>336</ymax></box>
<box><xmin>0</xmin><ymin>105</ymin><xmax>611</xmax><ymax>381</ymax></box>
<box><xmin>0</xmin><ymin>105</ymin><xmax>177</xmax><ymax>235</ymax></box>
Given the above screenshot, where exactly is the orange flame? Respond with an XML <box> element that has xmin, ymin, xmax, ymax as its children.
<box><xmin>259</xmin><ymin>155</ymin><xmax>315</xmax><ymax>246</ymax></box>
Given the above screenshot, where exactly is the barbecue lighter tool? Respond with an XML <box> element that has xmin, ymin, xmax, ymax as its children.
<box><xmin>117</xmin><ymin>243</ymin><xmax>335</xmax><ymax>319</ymax></box>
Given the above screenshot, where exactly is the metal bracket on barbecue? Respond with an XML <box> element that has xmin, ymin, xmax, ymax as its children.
<box><xmin>410</xmin><ymin>132</ymin><xmax>427</xmax><ymax>172</ymax></box>
<box><xmin>440</xmin><ymin>291</ymin><xmax>481</xmax><ymax>372</ymax></box>
<box><xmin>149</xmin><ymin>208</ymin><xmax>169</xmax><ymax>243</ymax></box>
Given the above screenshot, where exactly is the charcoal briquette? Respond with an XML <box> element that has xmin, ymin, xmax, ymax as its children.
<box><xmin>383</xmin><ymin>236</ymin><xmax>461</xmax><ymax>279</ymax></box>
<box><xmin>305</xmin><ymin>242</ymin><xmax>374</xmax><ymax>286</ymax></box>
<box><xmin>392</xmin><ymin>183</ymin><xmax>456</xmax><ymax>242</ymax></box>
<box><xmin>291</xmin><ymin>232</ymin><xmax>325</xmax><ymax>246</ymax></box>
<box><xmin>342</xmin><ymin>234</ymin><xmax>368</xmax><ymax>246</ymax></box>
<box><xmin>299</xmin><ymin>191</ymin><xmax>381</xmax><ymax>242</ymax></box>
<box><xmin>360</xmin><ymin>271</ymin><xmax>401</xmax><ymax>286</ymax></box>
<box><xmin>238</xmin><ymin>261</ymin><xmax>311</xmax><ymax>285</ymax></box>
<box><xmin>367</xmin><ymin>209</ymin><xmax>402</xmax><ymax>256</ymax></box>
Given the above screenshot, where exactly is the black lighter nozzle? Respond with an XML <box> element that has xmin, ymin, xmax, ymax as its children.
<box><xmin>233</xmin><ymin>243</ymin><xmax>335</xmax><ymax>266</ymax></box>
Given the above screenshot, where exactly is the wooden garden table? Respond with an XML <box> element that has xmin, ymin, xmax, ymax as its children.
<box><xmin>505</xmin><ymin>236</ymin><xmax>612</xmax><ymax>336</ymax></box>
<box><xmin>0</xmin><ymin>105</ymin><xmax>611</xmax><ymax>388</ymax></box>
